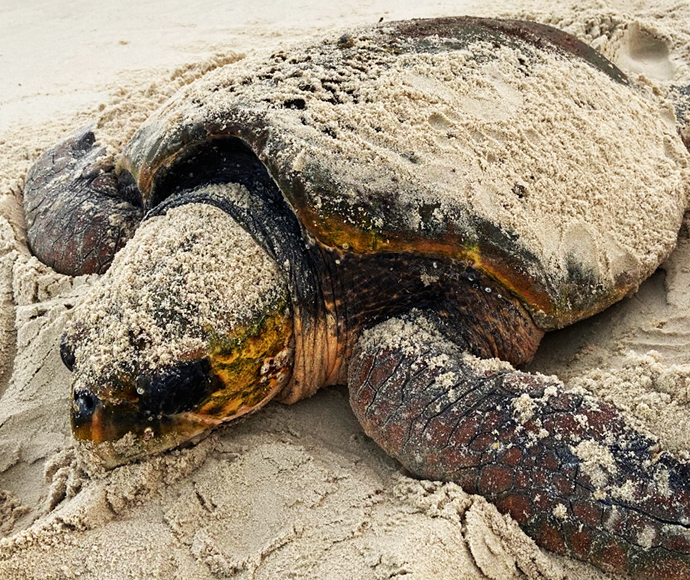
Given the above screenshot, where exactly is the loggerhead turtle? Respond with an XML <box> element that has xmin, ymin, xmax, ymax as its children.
<box><xmin>22</xmin><ymin>17</ymin><xmax>690</xmax><ymax>579</ymax></box>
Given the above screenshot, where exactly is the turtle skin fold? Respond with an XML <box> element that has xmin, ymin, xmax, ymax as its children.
<box><xmin>349</xmin><ymin>310</ymin><xmax>690</xmax><ymax>580</ymax></box>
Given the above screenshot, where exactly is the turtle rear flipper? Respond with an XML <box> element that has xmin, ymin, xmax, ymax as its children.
<box><xmin>349</xmin><ymin>310</ymin><xmax>690</xmax><ymax>580</ymax></box>
<box><xmin>23</xmin><ymin>128</ymin><xmax>143</xmax><ymax>276</ymax></box>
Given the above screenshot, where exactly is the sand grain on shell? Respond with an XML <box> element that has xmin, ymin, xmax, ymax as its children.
<box><xmin>156</xmin><ymin>22</ymin><xmax>690</xmax><ymax>328</ymax></box>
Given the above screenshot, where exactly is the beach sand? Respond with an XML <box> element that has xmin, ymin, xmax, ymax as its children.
<box><xmin>0</xmin><ymin>1</ymin><xmax>689</xmax><ymax>578</ymax></box>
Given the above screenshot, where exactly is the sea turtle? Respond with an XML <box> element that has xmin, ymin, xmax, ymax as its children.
<box><xmin>22</xmin><ymin>17</ymin><xmax>690</xmax><ymax>579</ymax></box>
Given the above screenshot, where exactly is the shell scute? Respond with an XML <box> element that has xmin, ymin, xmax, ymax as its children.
<box><xmin>123</xmin><ymin>17</ymin><xmax>689</xmax><ymax>329</ymax></box>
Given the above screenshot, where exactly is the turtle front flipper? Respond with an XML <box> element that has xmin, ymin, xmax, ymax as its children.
<box><xmin>23</xmin><ymin>128</ymin><xmax>143</xmax><ymax>276</ymax></box>
<box><xmin>349</xmin><ymin>310</ymin><xmax>690</xmax><ymax>580</ymax></box>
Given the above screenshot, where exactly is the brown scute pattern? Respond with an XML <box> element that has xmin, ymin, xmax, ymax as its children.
<box><xmin>23</xmin><ymin>128</ymin><xmax>143</xmax><ymax>276</ymax></box>
<box><xmin>349</xmin><ymin>311</ymin><xmax>690</xmax><ymax>580</ymax></box>
<box><xmin>323</xmin><ymin>250</ymin><xmax>543</xmax><ymax>370</ymax></box>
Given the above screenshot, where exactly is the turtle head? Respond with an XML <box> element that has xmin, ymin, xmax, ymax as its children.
<box><xmin>62</xmin><ymin>200</ymin><xmax>294</xmax><ymax>467</ymax></box>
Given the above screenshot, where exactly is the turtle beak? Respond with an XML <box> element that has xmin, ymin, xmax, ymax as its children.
<box><xmin>70</xmin><ymin>385</ymin><xmax>146</xmax><ymax>444</ymax></box>
<box><xmin>70</xmin><ymin>384</ymin><xmax>222</xmax><ymax>469</ymax></box>
<box><xmin>67</xmin><ymin>354</ymin><xmax>288</xmax><ymax>468</ymax></box>
<box><xmin>70</xmin><ymin>358</ymin><xmax>223</xmax><ymax>450</ymax></box>
<box><xmin>71</xmin><ymin>396</ymin><xmax>217</xmax><ymax>468</ymax></box>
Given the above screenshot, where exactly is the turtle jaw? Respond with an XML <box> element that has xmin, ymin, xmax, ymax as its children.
<box><xmin>71</xmin><ymin>400</ymin><xmax>215</xmax><ymax>468</ymax></box>
<box><xmin>71</xmin><ymin>404</ymin><xmax>227</xmax><ymax>469</ymax></box>
<box><xmin>70</xmin><ymin>368</ymin><xmax>290</xmax><ymax>469</ymax></box>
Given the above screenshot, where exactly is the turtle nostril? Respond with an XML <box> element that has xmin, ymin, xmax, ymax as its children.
<box><xmin>60</xmin><ymin>334</ymin><xmax>76</xmax><ymax>371</ymax></box>
<box><xmin>73</xmin><ymin>390</ymin><xmax>98</xmax><ymax>419</ymax></box>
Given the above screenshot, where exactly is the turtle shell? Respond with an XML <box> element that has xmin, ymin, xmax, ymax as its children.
<box><xmin>121</xmin><ymin>17</ymin><xmax>689</xmax><ymax>330</ymax></box>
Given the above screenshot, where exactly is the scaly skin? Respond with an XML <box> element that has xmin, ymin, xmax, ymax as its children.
<box><xmin>349</xmin><ymin>311</ymin><xmax>690</xmax><ymax>580</ymax></box>
<box><xmin>23</xmin><ymin>129</ymin><xmax>142</xmax><ymax>276</ymax></box>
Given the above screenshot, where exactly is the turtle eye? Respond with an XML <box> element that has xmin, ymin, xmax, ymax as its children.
<box><xmin>60</xmin><ymin>334</ymin><xmax>76</xmax><ymax>371</ymax></box>
<box><xmin>137</xmin><ymin>358</ymin><xmax>217</xmax><ymax>416</ymax></box>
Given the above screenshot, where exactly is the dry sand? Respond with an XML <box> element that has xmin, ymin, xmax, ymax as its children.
<box><xmin>0</xmin><ymin>1</ymin><xmax>689</xmax><ymax>579</ymax></box>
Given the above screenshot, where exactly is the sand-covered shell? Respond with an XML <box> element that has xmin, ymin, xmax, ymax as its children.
<box><xmin>122</xmin><ymin>17</ymin><xmax>689</xmax><ymax>330</ymax></box>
